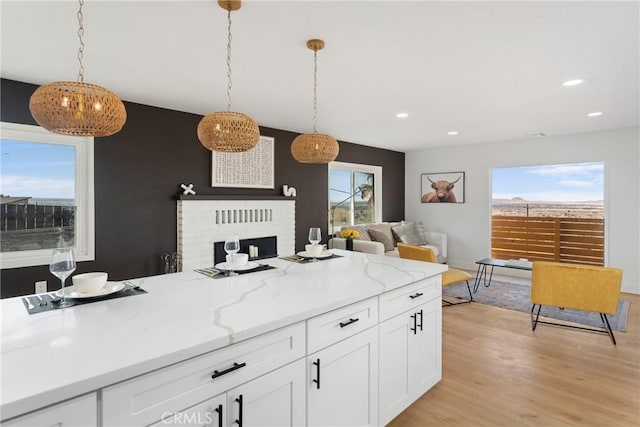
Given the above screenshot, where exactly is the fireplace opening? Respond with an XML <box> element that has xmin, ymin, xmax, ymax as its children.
<box><xmin>213</xmin><ymin>235</ymin><xmax>278</xmax><ymax>265</ymax></box>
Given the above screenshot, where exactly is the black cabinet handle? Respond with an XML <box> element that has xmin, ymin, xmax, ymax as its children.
<box><xmin>234</xmin><ymin>395</ymin><xmax>243</xmax><ymax>426</ymax></box>
<box><xmin>211</xmin><ymin>362</ymin><xmax>246</xmax><ymax>380</ymax></box>
<box><xmin>339</xmin><ymin>317</ymin><xmax>360</xmax><ymax>328</ymax></box>
<box><xmin>417</xmin><ymin>309</ymin><xmax>423</xmax><ymax>331</ymax></box>
<box><xmin>313</xmin><ymin>358</ymin><xmax>321</xmax><ymax>389</ymax></box>
<box><xmin>409</xmin><ymin>292</ymin><xmax>424</xmax><ymax>300</ymax></box>
<box><xmin>214</xmin><ymin>404</ymin><xmax>223</xmax><ymax>427</ymax></box>
<box><xmin>410</xmin><ymin>313</ymin><xmax>417</xmax><ymax>334</ymax></box>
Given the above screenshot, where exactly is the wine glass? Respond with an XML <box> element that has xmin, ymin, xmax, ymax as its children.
<box><xmin>224</xmin><ymin>235</ymin><xmax>240</xmax><ymax>276</ymax></box>
<box><xmin>308</xmin><ymin>227</ymin><xmax>322</xmax><ymax>262</ymax></box>
<box><xmin>49</xmin><ymin>247</ymin><xmax>76</xmax><ymax>307</ymax></box>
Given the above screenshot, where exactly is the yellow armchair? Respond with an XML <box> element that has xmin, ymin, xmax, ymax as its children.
<box><xmin>397</xmin><ymin>243</ymin><xmax>473</xmax><ymax>306</ymax></box>
<box><xmin>531</xmin><ymin>261</ymin><xmax>623</xmax><ymax>344</ymax></box>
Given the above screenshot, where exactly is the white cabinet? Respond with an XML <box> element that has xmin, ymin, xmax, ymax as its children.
<box><xmin>3</xmin><ymin>393</ymin><xmax>97</xmax><ymax>427</ymax></box>
<box><xmin>307</xmin><ymin>324</ymin><xmax>379</xmax><ymax>427</ymax></box>
<box><xmin>379</xmin><ymin>298</ymin><xmax>441</xmax><ymax>426</ymax></box>
<box><xmin>307</xmin><ymin>297</ymin><xmax>378</xmax><ymax>354</ymax></box>
<box><xmin>153</xmin><ymin>359</ymin><xmax>305</xmax><ymax>427</ymax></box>
<box><xmin>227</xmin><ymin>358</ymin><xmax>305</xmax><ymax>426</ymax></box>
<box><xmin>103</xmin><ymin>322</ymin><xmax>305</xmax><ymax>426</ymax></box>
<box><xmin>151</xmin><ymin>394</ymin><xmax>226</xmax><ymax>427</ymax></box>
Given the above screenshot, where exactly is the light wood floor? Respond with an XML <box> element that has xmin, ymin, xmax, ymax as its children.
<box><xmin>389</xmin><ymin>289</ymin><xmax>640</xmax><ymax>427</ymax></box>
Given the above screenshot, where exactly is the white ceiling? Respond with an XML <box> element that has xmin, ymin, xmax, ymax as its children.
<box><xmin>1</xmin><ymin>1</ymin><xmax>638</xmax><ymax>152</ymax></box>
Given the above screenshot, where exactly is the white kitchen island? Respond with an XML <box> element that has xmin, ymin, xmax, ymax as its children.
<box><xmin>1</xmin><ymin>250</ymin><xmax>447</xmax><ymax>426</ymax></box>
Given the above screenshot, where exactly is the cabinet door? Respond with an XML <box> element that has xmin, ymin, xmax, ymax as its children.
<box><xmin>149</xmin><ymin>394</ymin><xmax>226</xmax><ymax>427</ymax></box>
<box><xmin>227</xmin><ymin>359</ymin><xmax>305</xmax><ymax>427</ymax></box>
<box><xmin>307</xmin><ymin>326</ymin><xmax>378</xmax><ymax>427</ymax></box>
<box><xmin>3</xmin><ymin>393</ymin><xmax>97</xmax><ymax>427</ymax></box>
<box><xmin>379</xmin><ymin>298</ymin><xmax>441</xmax><ymax>426</ymax></box>
<box><xmin>410</xmin><ymin>298</ymin><xmax>441</xmax><ymax>398</ymax></box>
<box><xmin>378</xmin><ymin>310</ymin><xmax>412</xmax><ymax>426</ymax></box>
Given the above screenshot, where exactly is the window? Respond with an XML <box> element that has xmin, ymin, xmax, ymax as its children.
<box><xmin>328</xmin><ymin>161</ymin><xmax>382</xmax><ymax>235</ymax></box>
<box><xmin>0</xmin><ymin>122</ymin><xmax>94</xmax><ymax>269</ymax></box>
<box><xmin>491</xmin><ymin>161</ymin><xmax>604</xmax><ymax>266</ymax></box>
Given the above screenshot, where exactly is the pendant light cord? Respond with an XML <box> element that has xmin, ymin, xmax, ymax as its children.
<box><xmin>76</xmin><ymin>0</ymin><xmax>85</xmax><ymax>83</ymax></box>
<box><xmin>226</xmin><ymin>7</ymin><xmax>233</xmax><ymax>112</ymax></box>
<box><xmin>312</xmin><ymin>49</ymin><xmax>318</xmax><ymax>134</ymax></box>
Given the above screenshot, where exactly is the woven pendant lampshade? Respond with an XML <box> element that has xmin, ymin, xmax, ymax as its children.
<box><xmin>291</xmin><ymin>38</ymin><xmax>338</xmax><ymax>164</ymax></box>
<box><xmin>198</xmin><ymin>111</ymin><xmax>260</xmax><ymax>152</ymax></box>
<box><xmin>291</xmin><ymin>133</ymin><xmax>339</xmax><ymax>164</ymax></box>
<box><xmin>30</xmin><ymin>81</ymin><xmax>126</xmax><ymax>137</ymax></box>
<box><xmin>198</xmin><ymin>0</ymin><xmax>259</xmax><ymax>153</ymax></box>
<box><xmin>29</xmin><ymin>0</ymin><xmax>126</xmax><ymax>137</ymax></box>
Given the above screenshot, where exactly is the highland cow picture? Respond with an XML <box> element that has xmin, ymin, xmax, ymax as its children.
<box><xmin>421</xmin><ymin>172</ymin><xmax>465</xmax><ymax>203</ymax></box>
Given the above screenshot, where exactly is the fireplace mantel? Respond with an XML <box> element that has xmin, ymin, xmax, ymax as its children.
<box><xmin>176</xmin><ymin>195</ymin><xmax>295</xmax><ymax>201</ymax></box>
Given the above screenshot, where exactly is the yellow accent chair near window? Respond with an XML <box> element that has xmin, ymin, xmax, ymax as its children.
<box><xmin>397</xmin><ymin>243</ymin><xmax>473</xmax><ymax>306</ymax></box>
<box><xmin>531</xmin><ymin>261</ymin><xmax>623</xmax><ymax>345</ymax></box>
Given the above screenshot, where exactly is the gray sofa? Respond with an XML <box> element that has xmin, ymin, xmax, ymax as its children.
<box><xmin>328</xmin><ymin>221</ymin><xmax>447</xmax><ymax>263</ymax></box>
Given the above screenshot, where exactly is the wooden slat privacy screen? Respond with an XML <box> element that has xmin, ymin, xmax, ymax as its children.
<box><xmin>491</xmin><ymin>216</ymin><xmax>604</xmax><ymax>266</ymax></box>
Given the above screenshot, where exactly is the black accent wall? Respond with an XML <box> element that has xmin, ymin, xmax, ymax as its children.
<box><xmin>0</xmin><ymin>78</ymin><xmax>405</xmax><ymax>298</ymax></box>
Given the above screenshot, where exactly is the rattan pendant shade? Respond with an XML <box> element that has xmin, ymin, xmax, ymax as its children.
<box><xmin>30</xmin><ymin>81</ymin><xmax>126</xmax><ymax>137</ymax></box>
<box><xmin>29</xmin><ymin>0</ymin><xmax>126</xmax><ymax>137</ymax></box>
<box><xmin>291</xmin><ymin>133</ymin><xmax>339</xmax><ymax>164</ymax></box>
<box><xmin>291</xmin><ymin>38</ymin><xmax>339</xmax><ymax>164</ymax></box>
<box><xmin>198</xmin><ymin>0</ymin><xmax>259</xmax><ymax>153</ymax></box>
<box><xmin>198</xmin><ymin>111</ymin><xmax>259</xmax><ymax>152</ymax></box>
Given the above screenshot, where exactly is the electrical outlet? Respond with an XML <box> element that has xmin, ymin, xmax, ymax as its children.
<box><xmin>35</xmin><ymin>281</ymin><xmax>47</xmax><ymax>294</ymax></box>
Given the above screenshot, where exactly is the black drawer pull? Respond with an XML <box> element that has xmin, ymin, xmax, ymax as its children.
<box><xmin>339</xmin><ymin>317</ymin><xmax>360</xmax><ymax>328</ymax></box>
<box><xmin>313</xmin><ymin>359</ymin><xmax>321</xmax><ymax>389</ymax></box>
<box><xmin>211</xmin><ymin>362</ymin><xmax>246</xmax><ymax>380</ymax></box>
<box><xmin>409</xmin><ymin>292</ymin><xmax>424</xmax><ymax>299</ymax></box>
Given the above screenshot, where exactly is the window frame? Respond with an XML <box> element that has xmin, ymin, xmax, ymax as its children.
<box><xmin>0</xmin><ymin>122</ymin><xmax>95</xmax><ymax>269</ymax></box>
<box><xmin>328</xmin><ymin>161</ymin><xmax>382</xmax><ymax>234</ymax></box>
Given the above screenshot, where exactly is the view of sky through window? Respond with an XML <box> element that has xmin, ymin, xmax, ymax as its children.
<box><xmin>492</xmin><ymin>161</ymin><xmax>604</xmax><ymax>202</ymax></box>
<box><xmin>0</xmin><ymin>139</ymin><xmax>76</xmax><ymax>202</ymax></box>
<box><xmin>329</xmin><ymin>170</ymin><xmax>372</xmax><ymax>205</ymax></box>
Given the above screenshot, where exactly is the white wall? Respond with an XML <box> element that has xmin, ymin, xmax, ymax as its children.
<box><xmin>405</xmin><ymin>128</ymin><xmax>640</xmax><ymax>294</ymax></box>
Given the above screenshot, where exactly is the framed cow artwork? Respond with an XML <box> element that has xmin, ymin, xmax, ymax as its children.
<box><xmin>421</xmin><ymin>172</ymin><xmax>465</xmax><ymax>203</ymax></box>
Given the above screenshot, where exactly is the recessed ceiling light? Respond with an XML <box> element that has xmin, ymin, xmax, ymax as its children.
<box><xmin>396</xmin><ymin>112</ymin><xmax>409</xmax><ymax>119</ymax></box>
<box><xmin>587</xmin><ymin>111</ymin><xmax>603</xmax><ymax>117</ymax></box>
<box><xmin>562</xmin><ymin>79</ymin><xmax>584</xmax><ymax>87</ymax></box>
<box><xmin>447</xmin><ymin>131</ymin><xmax>458</xmax><ymax>135</ymax></box>
<box><xmin>527</xmin><ymin>132</ymin><xmax>547</xmax><ymax>138</ymax></box>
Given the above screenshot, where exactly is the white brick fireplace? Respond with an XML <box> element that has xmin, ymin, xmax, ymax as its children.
<box><xmin>177</xmin><ymin>198</ymin><xmax>295</xmax><ymax>270</ymax></box>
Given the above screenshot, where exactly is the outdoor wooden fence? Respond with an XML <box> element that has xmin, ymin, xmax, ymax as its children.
<box><xmin>0</xmin><ymin>203</ymin><xmax>75</xmax><ymax>231</ymax></box>
<box><xmin>492</xmin><ymin>215</ymin><xmax>604</xmax><ymax>266</ymax></box>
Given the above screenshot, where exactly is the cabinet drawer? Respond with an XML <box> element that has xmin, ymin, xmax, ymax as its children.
<box><xmin>379</xmin><ymin>276</ymin><xmax>441</xmax><ymax>322</ymax></box>
<box><xmin>3</xmin><ymin>393</ymin><xmax>97</xmax><ymax>427</ymax></box>
<box><xmin>102</xmin><ymin>322</ymin><xmax>305</xmax><ymax>426</ymax></box>
<box><xmin>307</xmin><ymin>297</ymin><xmax>378</xmax><ymax>354</ymax></box>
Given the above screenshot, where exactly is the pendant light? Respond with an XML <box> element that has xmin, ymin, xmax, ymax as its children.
<box><xmin>291</xmin><ymin>39</ymin><xmax>339</xmax><ymax>164</ymax></box>
<box><xmin>29</xmin><ymin>0</ymin><xmax>126</xmax><ymax>137</ymax></box>
<box><xmin>198</xmin><ymin>0</ymin><xmax>260</xmax><ymax>153</ymax></box>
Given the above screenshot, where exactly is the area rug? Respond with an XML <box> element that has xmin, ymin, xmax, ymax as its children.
<box><xmin>443</xmin><ymin>279</ymin><xmax>630</xmax><ymax>332</ymax></box>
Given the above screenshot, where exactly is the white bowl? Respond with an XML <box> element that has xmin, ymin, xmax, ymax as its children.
<box><xmin>226</xmin><ymin>253</ymin><xmax>249</xmax><ymax>268</ymax></box>
<box><xmin>305</xmin><ymin>244</ymin><xmax>324</xmax><ymax>256</ymax></box>
<box><xmin>72</xmin><ymin>272</ymin><xmax>108</xmax><ymax>293</ymax></box>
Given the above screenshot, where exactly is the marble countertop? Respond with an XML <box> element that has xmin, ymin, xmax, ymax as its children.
<box><xmin>0</xmin><ymin>250</ymin><xmax>447</xmax><ymax>420</ymax></box>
